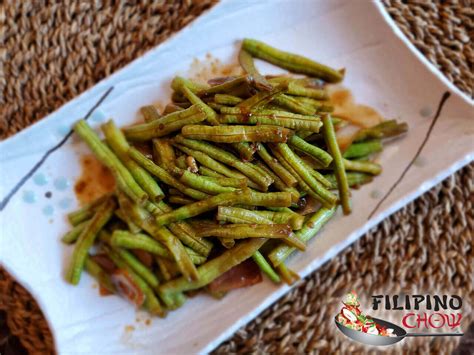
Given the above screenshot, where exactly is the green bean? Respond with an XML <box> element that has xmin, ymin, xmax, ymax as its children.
<box><xmin>199</xmin><ymin>166</ymin><xmax>225</xmax><ymax>178</ymax></box>
<box><xmin>270</xmin><ymin>146</ymin><xmax>316</xmax><ymax>198</ymax></box>
<box><xmin>173</xmin><ymin>77</ymin><xmax>220</xmax><ymax>126</ymax></box>
<box><xmin>158</xmin><ymin>238</ymin><xmax>267</xmax><ymax>307</ymax></box>
<box><xmin>252</xmin><ymin>210</ymin><xmax>304</xmax><ymax>230</ymax></box>
<box><xmin>66</xmin><ymin>198</ymin><xmax>117</xmax><ymax>285</ymax></box>
<box><xmin>153</xmin><ymin>201</ymin><xmax>213</xmax><ymax>257</ymax></box>
<box><xmin>174</xmin><ymin>136</ymin><xmax>272</xmax><ymax>190</ymax></box>
<box><xmin>343</xmin><ymin>158</ymin><xmax>382</xmax><ymax>175</ymax></box>
<box><xmin>74</xmin><ymin>120</ymin><xmax>148</xmax><ymax>204</ymax></box>
<box><xmin>106</xmin><ymin>248</ymin><xmax>165</xmax><ymax>316</ymax></box>
<box><xmin>273</xmin><ymin>94</ymin><xmax>315</xmax><ymax>115</ymax></box>
<box><xmin>288</xmin><ymin>135</ymin><xmax>333</xmax><ymax>167</ymax></box>
<box><xmin>62</xmin><ymin>220</ymin><xmax>89</xmax><ymax>244</ymax></box>
<box><xmin>129</xmin><ymin>148</ymin><xmax>210</xmax><ymax>200</ymax></box>
<box><xmin>111</xmin><ymin>230</ymin><xmax>169</xmax><ymax>258</ymax></box>
<box><xmin>151</xmin><ymin>201</ymin><xmax>212</xmax><ymax>256</ymax></box>
<box><xmin>156</xmin><ymin>190</ymin><xmax>292</xmax><ymax>226</ymax></box>
<box><xmin>163</xmin><ymin>103</ymin><xmax>185</xmax><ymax>115</ymax></box>
<box><xmin>219</xmin><ymin>238</ymin><xmax>235</xmax><ymax>249</ymax></box>
<box><xmin>233</xmin><ymin>142</ymin><xmax>257</xmax><ymax>161</ymax></box>
<box><xmin>267</xmin><ymin>76</ymin><xmax>324</xmax><ymax>88</ymax></box>
<box><xmin>200</xmin><ymin>175</ymin><xmax>247</xmax><ymax>188</ymax></box>
<box><xmin>175</xmin><ymin>155</ymin><xmax>187</xmax><ymax>169</ymax></box>
<box><xmin>140</xmin><ymin>105</ymin><xmax>161</xmax><ymax>123</ymax></box>
<box><xmin>123</xmin><ymin>105</ymin><xmax>207</xmax><ymax>141</ymax></box>
<box><xmin>343</xmin><ymin>139</ymin><xmax>383</xmax><ymax>159</ymax></box>
<box><xmin>176</xmin><ymin>169</ymin><xmax>237</xmax><ymax>195</ymax></box>
<box><xmin>102</xmin><ymin>120</ymin><xmax>164</xmax><ymax>201</ymax></box>
<box><xmin>117</xmin><ymin>193</ymin><xmax>199</xmax><ymax>281</ymax></box>
<box><xmin>152</xmin><ymin>139</ymin><xmax>176</xmax><ymax>171</ymax></box>
<box><xmin>268</xmin><ymin>206</ymin><xmax>336</xmax><ymax>267</ymax></box>
<box><xmin>297</xmin><ymin>155</ymin><xmax>333</xmax><ymax>188</ymax></box>
<box><xmin>84</xmin><ymin>257</ymin><xmax>116</xmax><ymax>294</ymax></box>
<box><xmin>220</xmin><ymin>108</ymin><xmax>322</xmax><ymax>132</ymax></box>
<box><xmin>254</xmin><ymin>160</ymin><xmax>285</xmax><ymax>190</ymax></box>
<box><xmin>115</xmin><ymin>209</ymin><xmax>141</xmax><ymax>234</ymax></box>
<box><xmin>324</xmin><ymin>172</ymin><xmax>373</xmax><ymax>189</ymax></box>
<box><xmin>216</xmin><ymin>206</ymin><xmax>273</xmax><ymax>225</ymax></box>
<box><xmin>169</xmin><ymin>196</ymin><xmax>196</xmax><ymax>205</ymax></box>
<box><xmin>207</xmin><ymin>102</ymin><xmax>228</xmax><ymax>111</ymax></box>
<box><xmin>322</xmin><ymin>115</ymin><xmax>351</xmax><ymax>214</ymax></box>
<box><xmin>156</xmin><ymin>257</ymin><xmax>182</xmax><ymax>282</ymax></box>
<box><xmin>170</xmin><ymin>76</ymin><xmax>208</xmax><ymax>93</ymax></box>
<box><xmin>155</xmin><ymin>191</ymin><xmax>250</xmax><ymax>226</ymax></box>
<box><xmin>277</xmin><ymin>263</ymin><xmax>300</xmax><ymax>285</ymax></box>
<box><xmin>197</xmin><ymin>76</ymin><xmax>249</xmax><ymax>96</ymax></box>
<box><xmin>214</xmin><ymin>94</ymin><xmax>243</xmax><ymax>105</ymax></box>
<box><xmin>238</xmin><ymin>191</ymin><xmax>293</xmax><ymax>208</ymax></box>
<box><xmin>239</xmin><ymin>48</ymin><xmax>273</xmax><ymax>91</ymax></box>
<box><xmin>274</xmin><ymin>143</ymin><xmax>337</xmax><ymax>208</ymax></box>
<box><xmin>67</xmin><ymin>194</ymin><xmax>113</xmax><ymax>226</ymax></box>
<box><xmin>181</xmin><ymin>125</ymin><xmax>293</xmax><ymax>143</ymax></box>
<box><xmin>242</xmin><ymin>38</ymin><xmax>344</xmax><ymax>83</ymax></box>
<box><xmin>252</xmin><ymin>251</ymin><xmax>281</xmax><ymax>283</ymax></box>
<box><xmin>112</xmin><ymin>247</ymin><xmax>160</xmax><ymax>289</ymax></box>
<box><xmin>217</xmin><ymin>206</ymin><xmax>304</xmax><ymax>230</ymax></box>
<box><xmin>174</xmin><ymin>143</ymin><xmax>260</xmax><ymax>190</ymax></box>
<box><xmin>237</xmin><ymin>84</ymin><xmax>286</xmax><ymax>110</ymax></box>
<box><xmin>267</xmin><ymin>207</ymin><xmax>294</xmax><ymax>213</ymax></box>
<box><xmin>287</xmin><ymin>82</ymin><xmax>328</xmax><ymax>100</ymax></box>
<box><xmin>256</xmin><ymin>144</ymin><xmax>298</xmax><ymax>187</ymax></box>
<box><xmin>196</xmin><ymin>223</ymin><xmax>292</xmax><ymax>239</ymax></box>
<box><xmin>354</xmin><ymin>120</ymin><xmax>408</xmax><ymax>142</ymax></box>
<box><xmin>255</xmin><ymin>161</ymin><xmax>300</xmax><ymax>203</ymax></box>
<box><xmin>293</xmin><ymin>96</ymin><xmax>334</xmax><ymax>112</ymax></box>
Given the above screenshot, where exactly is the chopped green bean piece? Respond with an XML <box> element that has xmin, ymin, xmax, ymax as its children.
<box><xmin>129</xmin><ymin>147</ymin><xmax>210</xmax><ymax>200</ymax></box>
<box><xmin>123</xmin><ymin>105</ymin><xmax>207</xmax><ymax>141</ymax></box>
<box><xmin>343</xmin><ymin>158</ymin><xmax>382</xmax><ymax>175</ymax></box>
<box><xmin>220</xmin><ymin>107</ymin><xmax>322</xmax><ymax>132</ymax></box>
<box><xmin>354</xmin><ymin>120</ymin><xmax>408</xmax><ymax>142</ymax></box>
<box><xmin>84</xmin><ymin>257</ymin><xmax>116</xmax><ymax>294</ymax></box>
<box><xmin>343</xmin><ymin>139</ymin><xmax>383</xmax><ymax>159</ymax></box>
<box><xmin>74</xmin><ymin>120</ymin><xmax>148</xmax><ymax>204</ymax></box>
<box><xmin>252</xmin><ymin>251</ymin><xmax>281</xmax><ymax>283</ymax></box>
<box><xmin>158</xmin><ymin>238</ymin><xmax>266</xmax><ymax>307</ymax></box>
<box><xmin>140</xmin><ymin>105</ymin><xmax>161</xmax><ymax>123</ymax></box>
<box><xmin>66</xmin><ymin>198</ymin><xmax>117</xmax><ymax>285</ymax></box>
<box><xmin>102</xmin><ymin>120</ymin><xmax>164</xmax><ymax>201</ymax></box>
<box><xmin>239</xmin><ymin>48</ymin><xmax>273</xmax><ymax>91</ymax></box>
<box><xmin>268</xmin><ymin>206</ymin><xmax>336</xmax><ymax>267</ymax></box>
<box><xmin>62</xmin><ymin>220</ymin><xmax>89</xmax><ymax>244</ymax></box>
<box><xmin>214</xmin><ymin>94</ymin><xmax>243</xmax><ymax>105</ymax></box>
<box><xmin>322</xmin><ymin>115</ymin><xmax>351</xmax><ymax>214</ymax></box>
<box><xmin>289</xmin><ymin>135</ymin><xmax>333</xmax><ymax>167</ymax></box>
<box><xmin>242</xmin><ymin>38</ymin><xmax>344</xmax><ymax>83</ymax></box>
<box><xmin>181</xmin><ymin>125</ymin><xmax>293</xmax><ymax>143</ymax></box>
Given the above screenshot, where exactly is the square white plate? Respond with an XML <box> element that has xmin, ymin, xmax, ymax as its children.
<box><xmin>1</xmin><ymin>0</ymin><xmax>472</xmax><ymax>353</ymax></box>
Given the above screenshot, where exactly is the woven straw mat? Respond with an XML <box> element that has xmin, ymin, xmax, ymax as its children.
<box><xmin>1</xmin><ymin>1</ymin><xmax>473</xmax><ymax>354</ymax></box>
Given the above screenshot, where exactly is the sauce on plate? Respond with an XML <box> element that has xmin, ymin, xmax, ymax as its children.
<box><xmin>74</xmin><ymin>154</ymin><xmax>115</xmax><ymax>205</ymax></box>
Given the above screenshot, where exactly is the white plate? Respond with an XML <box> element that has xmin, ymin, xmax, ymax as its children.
<box><xmin>1</xmin><ymin>0</ymin><xmax>472</xmax><ymax>354</ymax></box>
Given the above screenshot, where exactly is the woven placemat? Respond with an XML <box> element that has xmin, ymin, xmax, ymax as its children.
<box><xmin>1</xmin><ymin>1</ymin><xmax>472</xmax><ymax>354</ymax></box>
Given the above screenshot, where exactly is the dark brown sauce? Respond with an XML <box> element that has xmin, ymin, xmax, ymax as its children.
<box><xmin>329</xmin><ymin>87</ymin><xmax>383</xmax><ymax>128</ymax></box>
<box><xmin>74</xmin><ymin>154</ymin><xmax>115</xmax><ymax>205</ymax></box>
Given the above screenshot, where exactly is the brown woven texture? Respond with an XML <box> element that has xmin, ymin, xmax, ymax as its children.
<box><xmin>1</xmin><ymin>0</ymin><xmax>472</xmax><ymax>354</ymax></box>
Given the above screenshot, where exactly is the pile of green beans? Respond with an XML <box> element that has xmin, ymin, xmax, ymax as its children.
<box><xmin>63</xmin><ymin>38</ymin><xmax>407</xmax><ymax>317</ymax></box>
